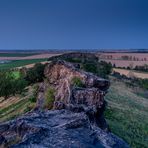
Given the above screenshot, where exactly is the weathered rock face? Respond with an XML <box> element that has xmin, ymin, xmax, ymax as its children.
<box><xmin>0</xmin><ymin>60</ymin><xmax>130</xmax><ymax>148</ymax></box>
<box><xmin>43</xmin><ymin>60</ymin><xmax>109</xmax><ymax>129</ymax></box>
<box><xmin>0</xmin><ymin>110</ymin><xmax>129</xmax><ymax>148</ymax></box>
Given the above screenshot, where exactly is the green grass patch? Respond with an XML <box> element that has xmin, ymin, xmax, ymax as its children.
<box><xmin>0</xmin><ymin>53</ymin><xmax>38</xmax><ymax>57</ymax></box>
<box><xmin>105</xmin><ymin>77</ymin><xmax>148</xmax><ymax>148</ymax></box>
<box><xmin>44</xmin><ymin>87</ymin><xmax>55</xmax><ymax>109</ymax></box>
<box><xmin>12</xmin><ymin>71</ymin><xmax>20</xmax><ymax>79</ymax></box>
<box><xmin>0</xmin><ymin>58</ymin><xmax>47</xmax><ymax>70</ymax></box>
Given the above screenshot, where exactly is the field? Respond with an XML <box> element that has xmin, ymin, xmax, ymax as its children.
<box><xmin>113</xmin><ymin>68</ymin><xmax>148</xmax><ymax>79</ymax></box>
<box><xmin>0</xmin><ymin>58</ymin><xmax>47</xmax><ymax>70</ymax></box>
<box><xmin>0</xmin><ymin>53</ymin><xmax>60</xmax><ymax>61</ymax></box>
<box><xmin>98</xmin><ymin>52</ymin><xmax>148</xmax><ymax>68</ymax></box>
<box><xmin>105</xmin><ymin>77</ymin><xmax>148</xmax><ymax>148</ymax></box>
<box><xmin>0</xmin><ymin>53</ymin><xmax>39</xmax><ymax>57</ymax></box>
<box><xmin>0</xmin><ymin>86</ymin><xmax>35</xmax><ymax>122</ymax></box>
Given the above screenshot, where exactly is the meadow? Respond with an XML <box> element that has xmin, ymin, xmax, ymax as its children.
<box><xmin>0</xmin><ymin>58</ymin><xmax>47</xmax><ymax>70</ymax></box>
<box><xmin>105</xmin><ymin>77</ymin><xmax>148</xmax><ymax>148</ymax></box>
<box><xmin>0</xmin><ymin>52</ymin><xmax>38</xmax><ymax>57</ymax></box>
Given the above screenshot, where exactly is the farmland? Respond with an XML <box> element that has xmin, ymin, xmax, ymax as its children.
<box><xmin>0</xmin><ymin>58</ymin><xmax>47</xmax><ymax>70</ymax></box>
<box><xmin>113</xmin><ymin>68</ymin><xmax>148</xmax><ymax>79</ymax></box>
<box><xmin>98</xmin><ymin>52</ymin><xmax>148</xmax><ymax>68</ymax></box>
<box><xmin>0</xmin><ymin>52</ymin><xmax>39</xmax><ymax>57</ymax></box>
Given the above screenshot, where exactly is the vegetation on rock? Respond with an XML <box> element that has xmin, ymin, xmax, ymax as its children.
<box><xmin>72</xmin><ymin>77</ymin><xmax>84</xmax><ymax>87</ymax></box>
<box><xmin>44</xmin><ymin>87</ymin><xmax>55</xmax><ymax>109</ymax></box>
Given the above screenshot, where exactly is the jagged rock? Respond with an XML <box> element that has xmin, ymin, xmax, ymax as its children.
<box><xmin>42</xmin><ymin>60</ymin><xmax>110</xmax><ymax>129</ymax></box>
<box><xmin>0</xmin><ymin>59</ymin><xmax>130</xmax><ymax>147</ymax></box>
<box><xmin>0</xmin><ymin>110</ymin><xmax>129</xmax><ymax>148</ymax></box>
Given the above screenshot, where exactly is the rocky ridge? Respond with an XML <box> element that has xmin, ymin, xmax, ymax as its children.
<box><xmin>0</xmin><ymin>60</ymin><xmax>129</xmax><ymax>148</ymax></box>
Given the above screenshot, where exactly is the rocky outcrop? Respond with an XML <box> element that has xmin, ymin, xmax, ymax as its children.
<box><xmin>48</xmin><ymin>52</ymin><xmax>99</xmax><ymax>62</ymax></box>
<box><xmin>0</xmin><ymin>60</ymin><xmax>130</xmax><ymax>148</ymax></box>
<box><xmin>42</xmin><ymin>60</ymin><xmax>109</xmax><ymax>129</ymax></box>
<box><xmin>0</xmin><ymin>110</ymin><xmax>129</xmax><ymax>148</ymax></box>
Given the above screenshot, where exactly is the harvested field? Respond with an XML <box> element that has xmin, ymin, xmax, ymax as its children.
<box><xmin>99</xmin><ymin>53</ymin><xmax>148</xmax><ymax>60</ymax></box>
<box><xmin>0</xmin><ymin>53</ymin><xmax>61</xmax><ymax>61</ymax></box>
<box><xmin>103</xmin><ymin>59</ymin><xmax>148</xmax><ymax>68</ymax></box>
<box><xmin>113</xmin><ymin>68</ymin><xmax>148</xmax><ymax>79</ymax></box>
<box><xmin>98</xmin><ymin>53</ymin><xmax>148</xmax><ymax>68</ymax></box>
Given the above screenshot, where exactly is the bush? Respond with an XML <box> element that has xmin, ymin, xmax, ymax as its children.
<box><xmin>0</xmin><ymin>71</ymin><xmax>28</xmax><ymax>99</ymax></box>
<box><xmin>25</xmin><ymin>63</ymin><xmax>45</xmax><ymax>84</ymax></box>
<box><xmin>13</xmin><ymin>78</ymin><xmax>28</xmax><ymax>95</ymax></box>
<box><xmin>82</xmin><ymin>62</ymin><xmax>98</xmax><ymax>74</ymax></box>
<box><xmin>72</xmin><ymin>77</ymin><xmax>84</xmax><ymax>87</ymax></box>
<box><xmin>44</xmin><ymin>87</ymin><xmax>55</xmax><ymax>109</ymax></box>
<box><xmin>0</xmin><ymin>72</ymin><xmax>14</xmax><ymax>99</ymax></box>
<box><xmin>29</xmin><ymin>84</ymin><xmax>39</xmax><ymax>103</ymax></box>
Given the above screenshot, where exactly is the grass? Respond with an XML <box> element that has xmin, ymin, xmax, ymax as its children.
<box><xmin>0</xmin><ymin>86</ymin><xmax>36</xmax><ymax>122</ymax></box>
<box><xmin>105</xmin><ymin>76</ymin><xmax>148</xmax><ymax>148</ymax></box>
<box><xmin>12</xmin><ymin>71</ymin><xmax>20</xmax><ymax>79</ymax></box>
<box><xmin>0</xmin><ymin>53</ymin><xmax>38</xmax><ymax>57</ymax></box>
<box><xmin>0</xmin><ymin>98</ymin><xmax>34</xmax><ymax>122</ymax></box>
<box><xmin>0</xmin><ymin>58</ymin><xmax>47</xmax><ymax>70</ymax></box>
<box><xmin>44</xmin><ymin>87</ymin><xmax>55</xmax><ymax>109</ymax></box>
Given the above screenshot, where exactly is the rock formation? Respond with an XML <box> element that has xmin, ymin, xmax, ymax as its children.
<box><xmin>0</xmin><ymin>110</ymin><xmax>129</xmax><ymax>148</ymax></box>
<box><xmin>0</xmin><ymin>60</ymin><xmax>130</xmax><ymax>148</ymax></box>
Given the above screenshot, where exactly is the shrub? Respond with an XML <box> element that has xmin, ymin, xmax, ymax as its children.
<box><xmin>44</xmin><ymin>87</ymin><xmax>55</xmax><ymax>109</ymax></box>
<box><xmin>72</xmin><ymin>77</ymin><xmax>84</xmax><ymax>87</ymax></box>
<box><xmin>82</xmin><ymin>62</ymin><xmax>98</xmax><ymax>74</ymax></box>
<box><xmin>25</xmin><ymin>63</ymin><xmax>45</xmax><ymax>84</ymax></box>
<box><xmin>29</xmin><ymin>84</ymin><xmax>39</xmax><ymax>103</ymax></box>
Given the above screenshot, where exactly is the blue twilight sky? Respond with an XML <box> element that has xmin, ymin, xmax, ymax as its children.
<box><xmin>0</xmin><ymin>0</ymin><xmax>148</xmax><ymax>49</ymax></box>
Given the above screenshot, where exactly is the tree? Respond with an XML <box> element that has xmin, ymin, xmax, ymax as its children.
<box><xmin>13</xmin><ymin>78</ymin><xmax>28</xmax><ymax>95</ymax></box>
<box><xmin>25</xmin><ymin>63</ymin><xmax>45</xmax><ymax>84</ymax></box>
<box><xmin>0</xmin><ymin>72</ymin><xmax>27</xmax><ymax>99</ymax></box>
<box><xmin>0</xmin><ymin>72</ymin><xmax>14</xmax><ymax>99</ymax></box>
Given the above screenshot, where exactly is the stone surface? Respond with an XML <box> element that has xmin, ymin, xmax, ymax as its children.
<box><xmin>0</xmin><ymin>59</ymin><xmax>130</xmax><ymax>148</ymax></box>
<box><xmin>0</xmin><ymin>110</ymin><xmax>129</xmax><ymax>148</ymax></box>
<box><xmin>42</xmin><ymin>60</ymin><xmax>110</xmax><ymax>129</ymax></box>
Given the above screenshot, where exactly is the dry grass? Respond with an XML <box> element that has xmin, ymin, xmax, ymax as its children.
<box><xmin>113</xmin><ymin>68</ymin><xmax>148</xmax><ymax>79</ymax></box>
<box><xmin>0</xmin><ymin>86</ymin><xmax>36</xmax><ymax>122</ymax></box>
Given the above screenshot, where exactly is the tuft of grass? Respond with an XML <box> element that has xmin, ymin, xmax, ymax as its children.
<box><xmin>44</xmin><ymin>87</ymin><xmax>55</xmax><ymax>109</ymax></box>
<box><xmin>71</xmin><ymin>77</ymin><xmax>84</xmax><ymax>87</ymax></box>
<box><xmin>105</xmin><ymin>77</ymin><xmax>148</xmax><ymax>148</ymax></box>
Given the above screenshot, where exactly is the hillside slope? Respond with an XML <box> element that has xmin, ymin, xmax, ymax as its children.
<box><xmin>105</xmin><ymin>77</ymin><xmax>148</xmax><ymax>148</ymax></box>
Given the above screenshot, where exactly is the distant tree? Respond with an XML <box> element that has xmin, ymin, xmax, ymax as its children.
<box><xmin>113</xmin><ymin>63</ymin><xmax>116</xmax><ymax>68</ymax></box>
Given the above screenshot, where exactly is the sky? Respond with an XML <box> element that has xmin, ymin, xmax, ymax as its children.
<box><xmin>0</xmin><ymin>0</ymin><xmax>148</xmax><ymax>49</ymax></box>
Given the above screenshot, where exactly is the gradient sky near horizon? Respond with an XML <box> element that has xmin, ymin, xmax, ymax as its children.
<box><xmin>0</xmin><ymin>0</ymin><xmax>148</xmax><ymax>49</ymax></box>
